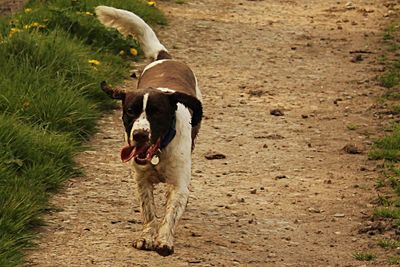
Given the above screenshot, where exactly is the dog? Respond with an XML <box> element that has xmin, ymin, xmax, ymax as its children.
<box><xmin>95</xmin><ymin>6</ymin><xmax>203</xmax><ymax>256</ymax></box>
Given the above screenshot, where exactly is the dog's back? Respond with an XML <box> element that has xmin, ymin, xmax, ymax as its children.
<box><xmin>95</xmin><ymin>5</ymin><xmax>201</xmax><ymax>100</ymax></box>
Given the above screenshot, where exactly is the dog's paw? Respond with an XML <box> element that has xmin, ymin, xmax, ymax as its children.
<box><xmin>132</xmin><ymin>237</ymin><xmax>154</xmax><ymax>251</ymax></box>
<box><xmin>155</xmin><ymin>243</ymin><xmax>174</xmax><ymax>256</ymax></box>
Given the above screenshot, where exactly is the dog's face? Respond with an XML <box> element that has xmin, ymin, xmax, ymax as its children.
<box><xmin>100</xmin><ymin>82</ymin><xmax>202</xmax><ymax>165</ymax></box>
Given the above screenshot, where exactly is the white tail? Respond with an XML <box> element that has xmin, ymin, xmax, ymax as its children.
<box><xmin>95</xmin><ymin>5</ymin><xmax>167</xmax><ymax>60</ymax></box>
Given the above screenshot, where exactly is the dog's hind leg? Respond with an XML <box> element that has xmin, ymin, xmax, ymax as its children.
<box><xmin>155</xmin><ymin>185</ymin><xmax>189</xmax><ymax>256</ymax></box>
<box><xmin>132</xmin><ymin>174</ymin><xmax>157</xmax><ymax>251</ymax></box>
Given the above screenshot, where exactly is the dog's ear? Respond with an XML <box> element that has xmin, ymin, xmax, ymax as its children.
<box><xmin>169</xmin><ymin>92</ymin><xmax>203</xmax><ymax>126</ymax></box>
<box><xmin>100</xmin><ymin>81</ymin><xmax>125</xmax><ymax>100</ymax></box>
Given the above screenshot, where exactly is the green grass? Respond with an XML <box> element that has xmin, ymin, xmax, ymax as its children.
<box><xmin>0</xmin><ymin>0</ymin><xmax>165</xmax><ymax>266</ymax></box>
<box><xmin>377</xmin><ymin>239</ymin><xmax>400</xmax><ymax>249</ymax></box>
<box><xmin>347</xmin><ymin>124</ymin><xmax>359</xmax><ymax>131</ymax></box>
<box><xmin>370</xmin><ymin>18</ymin><xmax>400</xmax><ymax>265</ymax></box>
<box><xmin>388</xmin><ymin>256</ymin><xmax>400</xmax><ymax>265</ymax></box>
<box><xmin>369</xmin><ymin>124</ymin><xmax>400</xmax><ymax>161</ymax></box>
<box><xmin>353</xmin><ymin>251</ymin><xmax>376</xmax><ymax>261</ymax></box>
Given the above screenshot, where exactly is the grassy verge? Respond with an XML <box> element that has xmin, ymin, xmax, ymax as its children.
<box><xmin>0</xmin><ymin>1</ymin><xmax>165</xmax><ymax>266</ymax></box>
<box><xmin>367</xmin><ymin>19</ymin><xmax>400</xmax><ymax>265</ymax></box>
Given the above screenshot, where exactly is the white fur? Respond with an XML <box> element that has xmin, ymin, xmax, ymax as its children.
<box><xmin>131</xmin><ymin>104</ymin><xmax>193</xmax><ymax>253</ymax></box>
<box><xmin>156</xmin><ymin>87</ymin><xmax>176</xmax><ymax>93</ymax></box>
<box><xmin>194</xmin><ymin>74</ymin><xmax>202</xmax><ymax>102</ymax></box>
<box><xmin>95</xmin><ymin>6</ymin><xmax>167</xmax><ymax>59</ymax></box>
<box><xmin>130</xmin><ymin>93</ymin><xmax>150</xmax><ymax>143</ymax></box>
<box><xmin>142</xmin><ymin>59</ymin><xmax>171</xmax><ymax>74</ymax></box>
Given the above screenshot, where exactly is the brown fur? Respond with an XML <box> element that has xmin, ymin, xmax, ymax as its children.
<box><xmin>138</xmin><ymin>60</ymin><xmax>197</xmax><ymax>97</ymax></box>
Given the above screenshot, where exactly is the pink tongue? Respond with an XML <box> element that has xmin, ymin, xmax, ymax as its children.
<box><xmin>121</xmin><ymin>146</ymin><xmax>136</xmax><ymax>162</ymax></box>
<box><xmin>120</xmin><ymin>146</ymin><xmax>148</xmax><ymax>163</ymax></box>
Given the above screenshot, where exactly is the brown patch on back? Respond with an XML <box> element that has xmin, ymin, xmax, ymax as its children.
<box><xmin>156</xmin><ymin>50</ymin><xmax>172</xmax><ymax>60</ymax></box>
<box><xmin>138</xmin><ymin>60</ymin><xmax>197</xmax><ymax>97</ymax></box>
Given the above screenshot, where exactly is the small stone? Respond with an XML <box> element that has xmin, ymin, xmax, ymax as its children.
<box><xmin>205</xmin><ymin>151</ymin><xmax>226</xmax><ymax>160</ymax></box>
<box><xmin>350</xmin><ymin>54</ymin><xmax>363</xmax><ymax>63</ymax></box>
<box><xmin>301</xmin><ymin>114</ymin><xmax>309</xmax><ymax>119</ymax></box>
<box><xmin>275</xmin><ymin>175</ymin><xmax>287</xmax><ymax>180</ymax></box>
<box><xmin>247</xmin><ymin>89</ymin><xmax>266</xmax><ymax>97</ymax></box>
<box><xmin>334</xmin><ymin>213</ymin><xmax>345</xmax><ymax>218</ymax></box>
<box><xmin>191</xmin><ymin>232</ymin><xmax>201</xmax><ymax>237</ymax></box>
<box><xmin>250</xmin><ymin>189</ymin><xmax>257</xmax><ymax>194</ymax></box>
<box><xmin>308</xmin><ymin>207</ymin><xmax>321</xmax><ymax>213</ymax></box>
<box><xmin>343</xmin><ymin>144</ymin><xmax>362</xmax><ymax>154</ymax></box>
<box><xmin>270</xmin><ymin>109</ymin><xmax>284</xmax><ymax>116</ymax></box>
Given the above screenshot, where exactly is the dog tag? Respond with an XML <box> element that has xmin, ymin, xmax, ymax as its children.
<box><xmin>151</xmin><ymin>155</ymin><xmax>160</xmax><ymax>165</ymax></box>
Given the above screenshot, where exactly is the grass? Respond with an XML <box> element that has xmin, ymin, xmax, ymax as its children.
<box><xmin>347</xmin><ymin>124</ymin><xmax>359</xmax><ymax>131</ymax></box>
<box><xmin>0</xmin><ymin>1</ymin><xmax>165</xmax><ymax>266</ymax></box>
<box><xmin>377</xmin><ymin>239</ymin><xmax>400</xmax><ymax>249</ymax></box>
<box><xmin>369</xmin><ymin>17</ymin><xmax>400</xmax><ymax>265</ymax></box>
<box><xmin>353</xmin><ymin>251</ymin><xmax>376</xmax><ymax>261</ymax></box>
<box><xmin>388</xmin><ymin>256</ymin><xmax>400</xmax><ymax>265</ymax></box>
<box><xmin>369</xmin><ymin>125</ymin><xmax>400</xmax><ymax>161</ymax></box>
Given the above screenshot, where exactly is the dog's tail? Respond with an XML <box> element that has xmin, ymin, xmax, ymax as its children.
<box><xmin>95</xmin><ymin>5</ymin><xmax>171</xmax><ymax>60</ymax></box>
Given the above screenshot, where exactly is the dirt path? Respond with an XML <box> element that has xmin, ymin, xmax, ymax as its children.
<box><xmin>26</xmin><ymin>0</ymin><xmax>394</xmax><ymax>266</ymax></box>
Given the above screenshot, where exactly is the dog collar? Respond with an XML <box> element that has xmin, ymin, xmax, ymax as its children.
<box><xmin>160</xmin><ymin>115</ymin><xmax>176</xmax><ymax>149</ymax></box>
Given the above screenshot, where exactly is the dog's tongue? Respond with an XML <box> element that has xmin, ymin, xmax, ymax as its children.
<box><xmin>120</xmin><ymin>145</ymin><xmax>147</xmax><ymax>163</ymax></box>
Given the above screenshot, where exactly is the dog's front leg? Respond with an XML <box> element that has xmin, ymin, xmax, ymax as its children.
<box><xmin>155</xmin><ymin>185</ymin><xmax>189</xmax><ymax>256</ymax></box>
<box><xmin>132</xmin><ymin>173</ymin><xmax>157</xmax><ymax>251</ymax></box>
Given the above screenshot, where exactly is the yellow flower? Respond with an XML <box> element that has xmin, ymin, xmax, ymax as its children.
<box><xmin>119</xmin><ymin>50</ymin><xmax>125</xmax><ymax>56</ymax></box>
<box><xmin>24</xmin><ymin>8</ymin><xmax>32</xmax><ymax>13</ymax></box>
<box><xmin>8</xmin><ymin>28</ymin><xmax>22</xmax><ymax>37</ymax></box>
<box><xmin>23</xmin><ymin>22</ymin><xmax>46</xmax><ymax>30</ymax></box>
<box><xmin>130</xmin><ymin>48</ymin><xmax>138</xmax><ymax>56</ymax></box>
<box><xmin>84</xmin><ymin>11</ymin><xmax>93</xmax><ymax>16</ymax></box>
<box><xmin>88</xmin><ymin>59</ymin><xmax>101</xmax><ymax>66</ymax></box>
<box><xmin>147</xmin><ymin>1</ymin><xmax>156</xmax><ymax>7</ymax></box>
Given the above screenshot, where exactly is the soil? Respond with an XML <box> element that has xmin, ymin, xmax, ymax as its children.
<box><xmin>0</xmin><ymin>0</ymin><xmax>27</xmax><ymax>16</ymax></box>
<box><xmin>24</xmin><ymin>0</ymin><xmax>400</xmax><ymax>266</ymax></box>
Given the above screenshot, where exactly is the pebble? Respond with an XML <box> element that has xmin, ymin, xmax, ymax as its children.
<box><xmin>270</xmin><ymin>109</ymin><xmax>284</xmax><ymax>116</ymax></box>
<box><xmin>204</xmin><ymin>151</ymin><xmax>226</xmax><ymax>160</ymax></box>
<box><xmin>334</xmin><ymin>213</ymin><xmax>345</xmax><ymax>218</ymax></box>
<box><xmin>343</xmin><ymin>144</ymin><xmax>362</xmax><ymax>154</ymax></box>
<box><xmin>308</xmin><ymin>207</ymin><xmax>322</xmax><ymax>213</ymax></box>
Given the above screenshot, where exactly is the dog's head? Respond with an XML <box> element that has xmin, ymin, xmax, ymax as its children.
<box><xmin>100</xmin><ymin>81</ymin><xmax>202</xmax><ymax>165</ymax></box>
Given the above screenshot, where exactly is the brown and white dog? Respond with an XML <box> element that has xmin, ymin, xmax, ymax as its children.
<box><xmin>95</xmin><ymin>6</ymin><xmax>202</xmax><ymax>256</ymax></box>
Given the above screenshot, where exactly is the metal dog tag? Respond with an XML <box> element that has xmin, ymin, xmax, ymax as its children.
<box><xmin>151</xmin><ymin>155</ymin><xmax>160</xmax><ymax>165</ymax></box>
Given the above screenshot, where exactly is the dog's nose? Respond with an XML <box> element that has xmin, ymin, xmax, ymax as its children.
<box><xmin>132</xmin><ymin>130</ymin><xmax>149</xmax><ymax>143</ymax></box>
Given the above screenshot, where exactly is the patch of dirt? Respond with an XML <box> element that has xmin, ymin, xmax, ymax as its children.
<box><xmin>0</xmin><ymin>0</ymin><xmax>27</xmax><ymax>16</ymax></box>
<box><xmin>25</xmin><ymin>0</ymin><xmax>398</xmax><ymax>266</ymax></box>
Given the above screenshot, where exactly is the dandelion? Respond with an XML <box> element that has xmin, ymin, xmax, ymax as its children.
<box><xmin>88</xmin><ymin>59</ymin><xmax>101</xmax><ymax>66</ymax></box>
<box><xmin>147</xmin><ymin>1</ymin><xmax>156</xmax><ymax>7</ymax></box>
<box><xmin>8</xmin><ymin>28</ymin><xmax>22</xmax><ymax>38</ymax></box>
<box><xmin>84</xmin><ymin>11</ymin><xmax>93</xmax><ymax>16</ymax></box>
<box><xmin>24</xmin><ymin>8</ymin><xmax>32</xmax><ymax>13</ymax></box>
<box><xmin>24</xmin><ymin>22</ymin><xmax>46</xmax><ymax>30</ymax></box>
<box><xmin>130</xmin><ymin>48</ymin><xmax>138</xmax><ymax>56</ymax></box>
